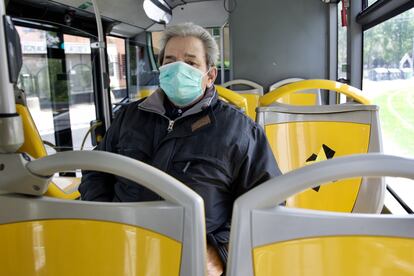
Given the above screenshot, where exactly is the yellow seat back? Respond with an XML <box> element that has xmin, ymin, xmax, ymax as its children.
<box><xmin>216</xmin><ymin>86</ymin><xmax>249</xmax><ymax>116</ymax></box>
<box><xmin>265</xmin><ymin>119</ymin><xmax>370</xmax><ymax>212</ymax></box>
<box><xmin>16</xmin><ymin>104</ymin><xmax>80</xmax><ymax>200</ymax></box>
<box><xmin>222</xmin><ymin>79</ymin><xmax>263</xmax><ymax>120</ymax></box>
<box><xmin>16</xmin><ymin>104</ymin><xmax>48</xmax><ymax>159</ymax></box>
<box><xmin>0</xmin><ymin>219</ymin><xmax>181</xmax><ymax>276</ymax></box>
<box><xmin>257</xmin><ymin>80</ymin><xmax>383</xmax><ymax>213</ymax></box>
<box><xmin>253</xmin><ymin>236</ymin><xmax>414</xmax><ymax>276</ymax></box>
<box><xmin>238</xmin><ymin>93</ymin><xmax>260</xmax><ymax>119</ymax></box>
<box><xmin>261</xmin><ymin>79</ymin><xmax>370</xmax><ymax>106</ymax></box>
<box><xmin>269</xmin><ymin>78</ymin><xmax>322</xmax><ymax>105</ymax></box>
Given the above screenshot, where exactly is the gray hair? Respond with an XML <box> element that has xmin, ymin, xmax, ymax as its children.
<box><xmin>158</xmin><ymin>22</ymin><xmax>219</xmax><ymax>67</ymax></box>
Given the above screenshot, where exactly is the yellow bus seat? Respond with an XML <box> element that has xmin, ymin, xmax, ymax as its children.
<box><xmin>216</xmin><ymin>85</ymin><xmax>249</xmax><ymax>116</ymax></box>
<box><xmin>257</xmin><ymin>80</ymin><xmax>384</xmax><ymax>213</ymax></box>
<box><xmin>134</xmin><ymin>85</ymin><xmax>159</xmax><ymax>100</ymax></box>
<box><xmin>0</xmin><ymin>151</ymin><xmax>206</xmax><ymax>276</ymax></box>
<box><xmin>15</xmin><ymin>104</ymin><xmax>80</xmax><ymax>200</ymax></box>
<box><xmin>227</xmin><ymin>154</ymin><xmax>414</xmax><ymax>276</ymax></box>
<box><xmin>222</xmin><ymin>79</ymin><xmax>264</xmax><ymax>120</ymax></box>
<box><xmin>261</xmin><ymin>79</ymin><xmax>370</xmax><ymax>106</ymax></box>
<box><xmin>268</xmin><ymin>78</ymin><xmax>322</xmax><ymax>105</ymax></box>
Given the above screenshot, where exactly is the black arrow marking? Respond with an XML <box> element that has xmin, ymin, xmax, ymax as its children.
<box><xmin>322</xmin><ymin>144</ymin><xmax>336</xmax><ymax>159</ymax></box>
<box><xmin>308</xmin><ymin>144</ymin><xmax>336</xmax><ymax>192</ymax></box>
<box><xmin>306</xmin><ymin>153</ymin><xmax>318</xmax><ymax>162</ymax></box>
<box><xmin>312</xmin><ymin>186</ymin><xmax>321</xmax><ymax>192</ymax></box>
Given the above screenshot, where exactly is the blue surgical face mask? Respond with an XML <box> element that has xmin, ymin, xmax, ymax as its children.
<box><xmin>159</xmin><ymin>61</ymin><xmax>210</xmax><ymax>107</ymax></box>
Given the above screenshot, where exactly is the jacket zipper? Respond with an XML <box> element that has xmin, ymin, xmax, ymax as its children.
<box><xmin>138</xmin><ymin>106</ymin><xmax>181</xmax><ymax>133</ymax></box>
<box><xmin>167</xmin><ymin>120</ymin><xmax>175</xmax><ymax>132</ymax></box>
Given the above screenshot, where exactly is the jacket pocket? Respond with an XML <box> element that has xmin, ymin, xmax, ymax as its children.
<box><xmin>172</xmin><ymin>154</ymin><xmax>232</xmax><ymax>188</ymax></box>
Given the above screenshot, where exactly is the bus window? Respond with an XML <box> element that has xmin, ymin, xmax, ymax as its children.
<box><xmin>128</xmin><ymin>41</ymin><xmax>159</xmax><ymax>100</ymax></box>
<box><xmin>222</xmin><ymin>26</ymin><xmax>231</xmax><ymax>83</ymax></box>
<box><xmin>64</xmin><ymin>34</ymin><xmax>96</xmax><ymax>151</ymax></box>
<box><xmin>16</xmin><ymin>25</ymin><xmax>98</xmax><ymax>153</ymax></box>
<box><xmin>106</xmin><ymin>36</ymin><xmax>127</xmax><ymax>104</ymax></box>
<box><xmin>127</xmin><ymin>42</ymin><xmax>140</xmax><ymax>100</ymax></box>
<box><xmin>212</xmin><ymin>26</ymin><xmax>230</xmax><ymax>84</ymax></box>
<box><xmin>149</xmin><ymin>30</ymin><xmax>162</xmax><ymax>70</ymax></box>
<box><xmin>367</xmin><ymin>0</ymin><xmax>379</xmax><ymax>7</ymax></box>
<box><xmin>363</xmin><ymin>7</ymin><xmax>414</xmax><ymax>210</ymax></box>
<box><xmin>337</xmin><ymin>1</ymin><xmax>347</xmax><ymax>81</ymax></box>
<box><xmin>151</xmin><ymin>31</ymin><xmax>162</xmax><ymax>60</ymax></box>
<box><xmin>16</xmin><ymin>26</ymin><xmax>55</xmax><ymax>151</ymax></box>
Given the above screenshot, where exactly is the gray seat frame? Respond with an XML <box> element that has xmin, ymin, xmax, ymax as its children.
<box><xmin>0</xmin><ymin>151</ymin><xmax>206</xmax><ymax>276</ymax></box>
<box><xmin>227</xmin><ymin>154</ymin><xmax>414</xmax><ymax>276</ymax></box>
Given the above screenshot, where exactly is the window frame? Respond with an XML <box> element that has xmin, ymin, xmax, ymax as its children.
<box><xmin>147</xmin><ymin>32</ymin><xmax>159</xmax><ymax>71</ymax></box>
<box><xmin>358</xmin><ymin>0</ymin><xmax>414</xmax><ymax>30</ymax></box>
<box><xmin>359</xmin><ymin>2</ymin><xmax>414</xmax><ymax>214</ymax></box>
<box><xmin>106</xmin><ymin>34</ymin><xmax>129</xmax><ymax>105</ymax></box>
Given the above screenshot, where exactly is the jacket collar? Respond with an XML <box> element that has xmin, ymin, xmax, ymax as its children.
<box><xmin>138</xmin><ymin>85</ymin><xmax>218</xmax><ymax>119</ymax></box>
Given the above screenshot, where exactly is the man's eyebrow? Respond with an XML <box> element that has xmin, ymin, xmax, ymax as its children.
<box><xmin>184</xmin><ymin>53</ymin><xmax>197</xmax><ymax>59</ymax></box>
<box><xmin>164</xmin><ymin>55</ymin><xmax>177</xmax><ymax>60</ymax></box>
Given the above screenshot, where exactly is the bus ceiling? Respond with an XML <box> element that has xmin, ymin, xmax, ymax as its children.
<box><xmin>6</xmin><ymin>0</ymin><xmax>228</xmax><ymax>38</ymax></box>
<box><xmin>6</xmin><ymin>0</ymin><xmax>118</xmax><ymax>36</ymax></box>
<box><xmin>144</xmin><ymin>0</ymin><xmax>228</xmax><ymax>31</ymax></box>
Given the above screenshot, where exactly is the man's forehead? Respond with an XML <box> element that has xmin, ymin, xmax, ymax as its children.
<box><xmin>164</xmin><ymin>37</ymin><xmax>205</xmax><ymax>58</ymax></box>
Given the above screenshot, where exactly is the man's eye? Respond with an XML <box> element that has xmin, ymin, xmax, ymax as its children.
<box><xmin>186</xmin><ymin>61</ymin><xmax>196</xmax><ymax>66</ymax></box>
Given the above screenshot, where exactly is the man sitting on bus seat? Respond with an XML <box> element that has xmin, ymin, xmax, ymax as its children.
<box><xmin>78</xmin><ymin>22</ymin><xmax>281</xmax><ymax>276</ymax></box>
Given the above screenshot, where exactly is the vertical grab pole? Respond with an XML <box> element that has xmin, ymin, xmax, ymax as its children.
<box><xmin>91</xmin><ymin>0</ymin><xmax>111</xmax><ymax>130</ymax></box>
<box><xmin>220</xmin><ymin>22</ymin><xmax>226</xmax><ymax>85</ymax></box>
<box><xmin>0</xmin><ymin>1</ymin><xmax>15</xmax><ymax>114</ymax></box>
<box><xmin>0</xmin><ymin>0</ymin><xmax>24</xmax><ymax>153</ymax></box>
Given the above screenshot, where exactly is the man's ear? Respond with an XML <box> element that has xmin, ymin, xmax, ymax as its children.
<box><xmin>208</xmin><ymin>66</ymin><xmax>218</xmax><ymax>86</ymax></box>
<box><xmin>158</xmin><ymin>49</ymin><xmax>165</xmax><ymax>67</ymax></box>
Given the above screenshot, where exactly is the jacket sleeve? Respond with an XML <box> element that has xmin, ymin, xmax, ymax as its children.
<box><xmin>211</xmin><ymin>123</ymin><xmax>281</xmax><ymax>266</ymax></box>
<box><xmin>233</xmin><ymin>123</ymin><xmax>282</xmax><ymax>198</ymax></box>
<box><xmin>78</xmin><ymin>107</ymin><xmax>127</xmax><ymax>201</ymax></box>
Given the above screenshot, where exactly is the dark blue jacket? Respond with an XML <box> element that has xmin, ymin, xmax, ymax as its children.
<box><xmin>79</xmin><ymin>86</ymin><xmax>281</xmax><ymax>258</ymax></box>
